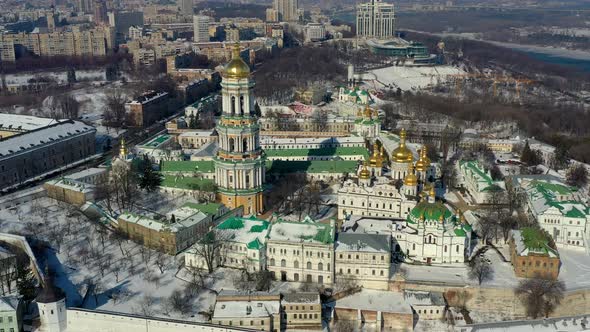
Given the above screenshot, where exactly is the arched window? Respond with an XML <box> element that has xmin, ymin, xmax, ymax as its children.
<box><xmin>281</xmin><ymin>259</ymin><xmax>286</xmax><ymax>267</ymax></box>
<box><xmin>240</xmin><ymin>96</ymin><xmax>245</xmax><ymax>115</ymax></box>
<box><xmin>294</xmin><ymin>261</ymin><xmax>299</xmax><ymax>268</ymax></box>
<box><xmin>318</xmin><ymin>262</ymin><xmax>323</xmax><ymax>271</ymax></box>
<box><xmin>243</xmin><ymin>138</ymin><xmax>248</xmax><ymax>152</ymax></box>
<box><xmin>231</xmin><ymin>96</ymin><xmax>236</xmax><ymax>116</ymax></box>
<box><xmin>270</xmin><ymin>258</ymin><xmax>275</xmax><ymax>266</ymax></box>
<box><xmin>307</xmin><ymin>262</ymin><xmax>312</xmax><ymax>269</ymax></box>
<box><xmin>327</xmin><ymin>263</ymin><xmax>330</xmax><ymax>271</ymax></box>
<box><xmin>229</xmin><ymin>138</ymin><xmax>235</xmax><ymax>152</ymax></box>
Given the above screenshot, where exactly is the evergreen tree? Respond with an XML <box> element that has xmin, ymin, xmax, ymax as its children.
<box><xmin>67</xmin><ymin>67</ymin><xmax>76</xmax><ymax>84</ymax></box>
<box><xmin>16</xmin><ymin>265</ymin><xmax>37</xmax><ymax>301</ymax></box>
<box><xmin>254</xmin><ymin>102</ymin><xmax>261</xmax><ymax>117</ymax></box>
<box><xmin>552</xmin><ymin>143</ymin><xmax>569</xmax><ymax>170</ymax></box>
<box><xmin>137</xmin><ymin>156</ymin><xmax>163</xmax><ymax>192</ymax></box>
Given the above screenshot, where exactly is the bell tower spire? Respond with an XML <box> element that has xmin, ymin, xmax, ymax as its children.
<box><xmin>215</xmin><ymin>44</ymin><xmax>264</xmax><ymax>215</ymax></box>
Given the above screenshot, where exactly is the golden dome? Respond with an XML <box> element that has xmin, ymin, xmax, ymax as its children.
<box><xmin>429</xmin><ymin>186</ymin><xmax>436</xmax><ymax>198</ymax></box>
<box><xmin>363</xmin><ymin>103</ymin><xmax>372</xmax><ymax>118</ymax></box>
<box><xmin>415</xmin><ymin>146</ymin><xmax>429</xmax><ymax>172</ymax></box>
<box><xmin>369</xmin><ymin>143</ymin><xmax>382</xmax><ymax>167</ymax></box>
<box><xmin>119</xmin><ymin>138</ymin><xmax>127</xmax><ymax>158</ymax></box>
<box><xmin>223</xmin><ymin>43</ymin><xmax>250</xmax><ymax>79</ymax></box>
<box><xmin>404</xmin><ymin>166</ymin><xmax>418</xmax><ymax>186</ymax></box>
<box><xmin>359</xmin><ymin>163</ymin><xmax>371</xmax><ymax>180</ymax></box>
<box><xmin>391</xmin><ymin>128</ymin><xmax>413</xmax><ymax>163</ymax></box>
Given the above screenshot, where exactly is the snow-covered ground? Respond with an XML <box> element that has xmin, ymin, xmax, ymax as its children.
<box><xmin>557</xmin><ymin>248</ymin><xmax>590</xmax><ymax>290</ymax></box>
<box><xmin>402</xmin><ymin>249</ymin><xmax>518</xmax><ymax>288</ymax></box>
<box><xmin>0</xmin><ymin>196</ymin><xmax>244</xmax><ymax>321</ymax></box>
<box><xmin>3</xmin><ymin>70</ymin><xmax>107</xmax><ymax>85</ymax></box>
<box><xmin>368</xmin><ymin>65</ymin><xmax>464</xmax><ymax>91</ymax></box>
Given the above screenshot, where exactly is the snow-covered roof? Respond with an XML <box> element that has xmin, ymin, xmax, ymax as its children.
<box><xmin>515</xmin><ymin>176</ymin><xmax>588</xmax><ymax>219</ymax></box>
<box><xmin>118</xmin><ymin>206</ymin><xmax>209</xmax><ymax>233</ymax></box>
<box><xmin>260</xmin><ymin>136</ymin><xmax>365</xmax><ymax>146</ymax></box>
<box><xmin>45</xmin><ymin>178</ymin><xmax>95</xmax><ymax>193</ymax></box>
<box><xmin>342</xmin><ymin>216</ymin><xmax>404</xmax><ymax>235</ymax></box>
<box><xmin>0</xmin><ymin>120</ymin><xmax>95</xmax><ymax>159</ymax></box>
<box><xmin>335</xmin><ymin>233</ymin><xmax>390</xmax><ymax>253</ymax></box>
<box><xmin>268</xmin><ymin>219</ymin><xmax>335</xmax><ymax>245</ymax></box>
<box><xmin>213</xmin><ymin>300</ymin><xmax>280</xmax><ymax>319</ymax></box>
<box><xmin>179</xmin><ymin>130</ymin><xmax>216</xmax><ymax>137</ymax></box>
<box><xmin>0</xmin><ymin>113</ymin><xmax>58</xmax><ymax>132</ymax></box>
<box><xmin>215</xmin><ymin>216</ymin><xmax>270</xmax><ymax>249</ymax></box>
<box><xmin>65</xmin><ymin>168</ymin><xmax>107</xmax><ymax>181</ymax></box>
<box><xmin>511</xmin><ymin>229</ymin><xmax>558</xmax><ymax>258</ymax></box>
<box><xmin>403</xmin><ymin>290</ymin><xmax>445</xmax><ymax>306</ymax></box>
<box><xmin>282</xmin><ymin>293</ymin><xmax>320</xmax><ymax>304</ymax></box>
<box><xmin>336</xmin><ymin>289</ymin><xmax>412</xmax><ymax>314</ymax></box>
<box><xmin>0</xmin><ymin>295</ymin><xmax>21</xmax><ymax>312</ymax></box>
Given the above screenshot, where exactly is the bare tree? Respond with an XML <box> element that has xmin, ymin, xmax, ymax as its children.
<box><xmin>515</xmin><ymin>278</ymin><xmax>565</xmax><ymax>318</ymax></box>
<box><xmin>191</xmin><ymin>229</ymin><xmax>228</xmax><ymax>274</ymax></box>
<box><xmin>468</xmin><ymin>254</ymin><xmax>493</xmax><ymax>285</ymax></box>
<box><xmin>167</xmin><ymin>289</ymin><xmax>192</xmax><ymax>316</ymax></box>
<box><xmin>155</xmin><ymin>251</ymin><xmax>169</xmax><ymax>274</ymax></box>
<box><xmin>111</xmin><ymin>260</ymin><xmax>126</xmax><ymax>283</ymax></box>
<box><xmin>103</xmin><ymin>91</ymin><xmax>128</xmax><ymax>130</ymax></box>
<box><xmin>110</xmin><ymin>164</ymin><xmax>139</xmax><ymax>211</ymax></box>
<box><xmin>138</xmin><ymin>246</ymin><xmax>153</xmax><ymax>268</ymax></box>
<box><xmin>136</xmin><ymin>294</ymin><xmax>156</xmax><ymax>316</ymax></box>
<box><xmin>53</xmin><ymin>94</ymin><xmax>80</xmax><ymax>119</ymax></box>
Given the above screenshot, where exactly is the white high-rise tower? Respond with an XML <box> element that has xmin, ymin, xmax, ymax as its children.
<box><xmin>193</xmin><ymin>15</ymin><xmax>210</xmax><ymax>42</ymax></box>
<box><xmin>356</xmin><ymin>0</ymin><xmax>395</xmax><ymax>39</ymax></box>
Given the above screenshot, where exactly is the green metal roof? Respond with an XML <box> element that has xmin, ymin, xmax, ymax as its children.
<box><xmin>410</xmin><ymin>201</ymin><xmax>453</xmax><ymax>221</ymax></box>
<box><xmin>182</xmin><ymin>202</ymin><xmax>223</xmax><ymax>215</ymax></box>
<box><xmin>160</xmin><ymin>175</ymin><xmax>216</xmax><ymax>191</ymax></box>
<box><xmin>266</xmin><ymin>160</ymin><xmax>358</xmax><ymax>174</ymax></box>
<box><xmin>161</xmin><ymin>161</ymin><xmax>215</xmax><ymax>173</ymax></box>
<box><xmin>142</xmin><ymin>134</ymin><xmax>171</xmax><ymax>148</ymax></box>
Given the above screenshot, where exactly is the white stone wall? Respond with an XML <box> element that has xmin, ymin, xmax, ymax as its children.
<box><xmin>66</xmin><ymin>309</ymin><xmax>245</xmax><ymax>332</ymax></box>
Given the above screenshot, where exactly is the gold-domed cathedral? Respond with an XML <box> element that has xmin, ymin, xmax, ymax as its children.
<box><xmin>214</xmin><ymin>44</ymin><xmax>265</xmax><ymax>216</ymax></box>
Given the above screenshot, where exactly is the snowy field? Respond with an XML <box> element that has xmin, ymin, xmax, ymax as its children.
<box><xmin>0</xmin><ymin>196</ymin><xmax>245</xmax><ymax>321</ymax></box>
<box><xmin>368</xmin><ymin>65</ymin><xmax>464</xmax><ymax>91</ymax></box>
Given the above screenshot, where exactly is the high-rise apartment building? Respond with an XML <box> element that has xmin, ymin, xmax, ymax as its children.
<box><xmin>93</xmin><ymin>0</ymin><xmax>109</xmax><ymax>25</ymax></box>
<box><xmin>177</xmin><ymin>0</ymin><xmax>193</xmax><ymax>16</ymax></box>
<box><xmin>193</xmin><ymin>15</ymin><xmax>210</xmax><ymax>42</ymax></box>
<box><xmin>77</xmin><ymin>0</ymin><xmax>93</xmax><ymax>13</ymax></box>
<box><xmin>265</xmin><ymin>8</ymin><xmax>278</xmax><ymax>22</ymax></box>
<box><xmin>273</xmin><ymin>0</ymin><xmax>298</xmax><ymax>22</ymax></box>
<box><xmin>0</xmin><ymin>26</ymin><xmax>115</xmax><ymax>61</ymax></box>
<box><xmin>356</xmin><ymin>0</ymin><xmax>395</xmax><ymax>39</ymax></box>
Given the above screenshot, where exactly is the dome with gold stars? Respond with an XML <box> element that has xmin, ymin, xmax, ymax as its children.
<box><xmin>391</xmin><ymin>128</ymin><xmax>413</xmax><ymax>163</ymax></box>
<box><xmin>223</xmin><ymin>44</ymin><xmax>250</xmax><ymax>79</ymax></box>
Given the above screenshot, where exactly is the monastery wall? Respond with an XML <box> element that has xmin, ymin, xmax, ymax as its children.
<box><xmin>66</xmin><ymin>309</ymin><xmax>253</xmax><ymax>332</ymax></box>
<box><xmin>391</xmin><ymin>280</ymin><xmax>590</xmax><ymax>320</ymax></box>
